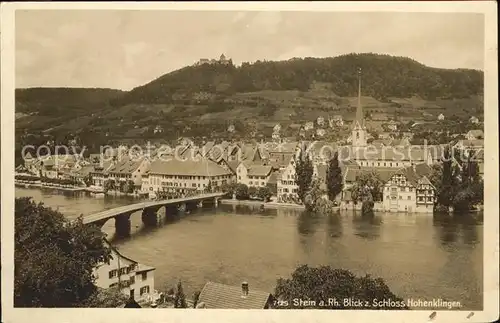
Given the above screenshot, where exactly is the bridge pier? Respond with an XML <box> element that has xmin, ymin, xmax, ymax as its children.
<box><xmin>185</xmin><ymin>201</ymin><xmax>198</xmax><ymax>213</ymax></box>
<box><xmin>142</xmin><ymin>207</ymin><xmax>160</xmax><ymax>227</ymax></box>
<box><xmin>115</xmin><ymin>213</ymin><xmax>132</xmax><ymax>237</ymax></box>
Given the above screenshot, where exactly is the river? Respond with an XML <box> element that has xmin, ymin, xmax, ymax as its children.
<box><xmin>15</xmin><ymin>187</ymin><xmax>483</xmax><ymax>310</ymax></box>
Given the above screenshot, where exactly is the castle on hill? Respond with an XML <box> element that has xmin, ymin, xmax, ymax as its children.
<box><xmin>195</xmin><ymin>54</ymin><xmax>232</xmax><ymax>66</ymax></box>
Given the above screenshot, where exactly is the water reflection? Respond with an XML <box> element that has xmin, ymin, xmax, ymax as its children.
<box><xmin>326</xmin><ymin>213</ymin><xmax>343</xmax><ymax>238</ymax></box>
<box><xmin>352</xmin><ymin>212</ymin><xmax>382</xmax><ymax>241</ymax></box>
<box><xmin>297</xmin><ymin>211</ymin><xmax>321</xmax><ymax>236</ymax></box>
<box><xmin>433</xmin><ymin>212</ymin><xmax>482</xmax><ymax>247</ymax></box>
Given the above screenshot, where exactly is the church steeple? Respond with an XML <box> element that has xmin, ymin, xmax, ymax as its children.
<box><xmin>352</xmin><ymin>67</ymin><xmax>367</xmax><ymax>148</ymax></box>
<box><xmin>354</xmin><ymin>67</ymin><xmax>365</xmax><ymax>129</ymax></box>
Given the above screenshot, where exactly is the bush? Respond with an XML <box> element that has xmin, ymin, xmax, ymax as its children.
<box><xmin>274</xmin><ymin>264</ymin><xmax>407</xmax><ymax>310</ymax></box>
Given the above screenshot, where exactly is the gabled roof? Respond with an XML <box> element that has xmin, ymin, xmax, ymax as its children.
<box><xmin>197</xmin><ymin>281</ymin><xmax>272</xmax><ymax>309</ymax></box>
<box><xmin>247</xmin><ymin>165</ymin><xmax>273</xmax><ymax>177</ymax></box>
<box><xmin>343</xmin><ymin>166</ymin><xmax>399</xmax><ymax>183</ymax></box>
<box><xmin>149</xmin><ymin>158</ymin><xmax>232</xmax><ymax>177</ymax></box>
<box><xmin>108</xmin><ymin>158</ymin><xmax>145</xmax><ymax>175</ymax></box>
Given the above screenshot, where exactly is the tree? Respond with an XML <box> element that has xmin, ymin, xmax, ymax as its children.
<box><xmin>351</xmin><ymin>172</ymin><xmax>383</xmax><ymax>204</ymax></box>
<box><xmin>248</xmin><ymin>186</ymin><xmax>258</xmax><ymax>198</ymax></box>
<box><xmin>205</xmin><ymin>180</ymin><xmax>213</xmax><ymax>193</ymax></box>
<box><xmin>80</xmin><ymin>287</ymin><xmax>129</xmax><ymax>308</ymax></box>
<box><xmin>123</xmin><ymin>180</ymin><xmax>135</xmax><ymax>194</ymax></box>
<box><xmin>257</xmin><ymin>186</ymin><xmax>272</xmax><ymax>202</ymax></box>
<box><xmin>104</xmin><ymin>179</ymin><xmax>115</xmax><ymax>193</ymax></box>
<box><xmin>192</xmin><ymin>290</ymin><xmax>201</xmax><ymax>308</ymax></box>
<box><xmin>274</xmin><ymin>265</ymin><xmax>407</xmax><ymax>309</ymax></box>
<box><xmin>14</xmin><ymin>197</ymin><xmax>112</xmax><ymax>307</ymax></box>
<box><xmin>174</xmin><ymin>281</ymin><xmax>188</xmax><ymax>308</ymax></box>
<box><xmin>326</xmin><ymin>152</ymin><xmax>343</xmax><ymax>201</ymax></box>
<box><xmin>84</xmin><ymin>174</ymin><xmax>93</xmax><ymax>187</ymax></box>
<box><xmin>235</xmin><ymin>183</ymin><xmax>249</xmax><ymax>200</ymax></box>
<box><xmin>295</xmin><ymin>150</ymin><xmax>314</xmax><ymax>203</ymax></box>
<box><xmin>437</xmin><ymin>146</ymin><xmax>457</xmax><ymax>209</ymax></box>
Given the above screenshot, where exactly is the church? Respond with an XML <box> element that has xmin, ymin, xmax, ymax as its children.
<box><xmin>343</xmin><ymin>68</ymin><xmax>433</xmax><ymax>168</ymax></box>
<box><xmin>339</xmin><ymin>68</ymin><xmax>436</xmax><ymax>213</ymax></box>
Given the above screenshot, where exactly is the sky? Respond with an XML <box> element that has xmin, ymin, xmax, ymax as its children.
<box><xmin>15</xmin><ymin>10</ymin><xmax>485</xmax><ymax>91</ymax></box>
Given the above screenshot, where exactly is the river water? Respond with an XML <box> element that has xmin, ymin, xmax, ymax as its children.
<box><xmin>15</xmin><ymin>187</ymin><xmax>483</xmax><ymax>310</ymax></box>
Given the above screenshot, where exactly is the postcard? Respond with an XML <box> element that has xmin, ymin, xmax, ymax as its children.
<box><xmin>1</xmin><ymin>1</ymin><xmax>498</xmax><ymax>323</ymax></box>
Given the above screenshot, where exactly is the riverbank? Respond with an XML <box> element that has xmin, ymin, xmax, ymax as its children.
<box><xmin>15</xmin><ymin>182</ymin><xmax>86</xmax><ymax>192</ymax></box>
<box><xmin>220</xmin><ymin>198</ymin><xmax>307</xmax><ymax>210</ymax></box>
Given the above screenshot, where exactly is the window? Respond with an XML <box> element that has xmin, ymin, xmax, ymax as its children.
<box><xmin>261</xmin><ymin>182</ymin><xmax>265</xmax><ymax>186</ymax></box>
<box><xmin>249</xmin><ymin>181</ymin><xmax>253</xmax><ymax>185</ymax></box>
<box><xmin>386</xmin><ymin>195</ymin><xmax>390</xmax><ymax>200</ymax></box>
<box><xmin>399</xmin><ymin>196</ymin><xmax>402</xmax><ymax>199</ymax></box>
<box><xmin>109</xmin><ymin>269</ymin><xmax>118</xmax><ymax>279</ymax></box>
<box><xmin>407</xmin><ymin>196</ymin><xmax>411</xmax><ymax>200</ymax></box>
<box><xmin>192</xmin><ymin>183</ymin><xmax>196</xmax><ymax>187</ymax></box>
<box><xmin>238</xmin><ymin>176</ymin><xmax>241</xmax><ymax>180</ymax></box>
<box><xmin>418</xmin><ymin>197</ymin><xmax>424</xmax><ymax>202</ymax></box>
<box><xmin>119</xmin><ymin>267</ymin><xmax>127</xmax><ymax>276</ymax></box>
<box><xmin>409</xmin><ymin>187</ymin><xmax>413</xmax><ymax>192</ymax></box>
<box><xmin>130</xmin><ymin>276</ymin><xmax>135</xmax><ymax>285</ymax></box>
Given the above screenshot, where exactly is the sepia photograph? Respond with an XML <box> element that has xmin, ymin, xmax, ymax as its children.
<box><xmin>1</xmin><ymin>2</ymin><xmax>498</xmax><ymax>323</ymax></box>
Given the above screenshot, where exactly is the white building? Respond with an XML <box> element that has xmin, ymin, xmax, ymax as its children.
<box><xmin>107</xmin><ymin>157</ymin><xmax>151</xmax><ymax>191</ymax></box>
<box><xmin>142</xmin><ymin>157</ymin><xmax>234</xmax><ymax>198</ymax></box>
<box><xmin>93</xmin><ymin>239</ymin><xmax>155</xmax><ymax>301</ymax></box>
<box><xmin>236</xmin><ymin>161</ymin><xmax>273</xmax><ymax>188</ymax></box>
<box><xmin>382</xmin><ymin>164</ymin><xmax>435</xmax><ymax>213</ymax></box>
<box><xmin>438</xmin><ymin>113</ymin><xmax>445</xmax><ymax>121</ymax></box>
<box><xmin>277</xmin><ymin>156</ymin><xmax>299</xmax><ymax>202</ymax></box>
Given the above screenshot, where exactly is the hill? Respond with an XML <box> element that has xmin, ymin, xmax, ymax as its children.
<box><xmin>16</xmin><ymin>87</ymin><xmax>125</xmax><ymax>117</ymax></box>
<box><xmin>112</xmin><ymin>53</ymin><xmax>483</xmax><ymax>106</ymax></box>
<box><xmin>14</xmin><ymin>53</ymin><xmax>484</xmax><ymax>155</ymax></box>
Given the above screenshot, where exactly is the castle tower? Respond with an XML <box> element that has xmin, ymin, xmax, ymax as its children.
<box><xmin>352</xmin><ymin>67</ymin><xmax>367</xmax><ymax>148</ymax></box>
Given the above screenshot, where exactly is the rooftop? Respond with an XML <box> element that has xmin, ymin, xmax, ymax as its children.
<box><xmin>149</xmin><ymin>158</ymin><xmax>232</xmax><ymax>177</ymax></box>
<box><xmin>197</xmin><ymin>281</ymin><xmax>272</xmax><ymax>309</ymax></box>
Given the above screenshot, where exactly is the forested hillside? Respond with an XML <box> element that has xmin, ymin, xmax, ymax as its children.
<box><xmin>112</xmin><ymin>53</ymin><xmax>483</xmax><ymax>106</ymax></box>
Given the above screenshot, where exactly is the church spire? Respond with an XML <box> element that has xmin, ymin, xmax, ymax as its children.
<box><xmin>354</xmin><ymin>67</ymin><xmax>364</xmax><ymax>129</ymax></box>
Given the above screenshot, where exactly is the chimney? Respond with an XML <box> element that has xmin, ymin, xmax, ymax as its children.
<box><xmin>241</xmin><ymin>282</ymin><xmax>249</xmax><ymax>297</ymax></box>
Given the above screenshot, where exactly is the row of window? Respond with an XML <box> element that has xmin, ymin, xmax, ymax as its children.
<box><xmin>249</xmin><ymin>181</ymin><xmax>266</xmax><ymax>186</ymax></box>
<box><xmin>248</xmin><ymin>175</ymin><xmax>267</xmax><ymax>180</ymax></box>
<box><xmin>153</xmin><ymin>174</ymin><xmax>230</xmax><ymax>180</ymax></box>
<box><xmin>279</xmin><ymin>188</ymin><xmax>298</xmax><ymax>193</ymax></box>
<box><xmin>109</xmin><ymin>268</ymin><xmax>147</xmax><ymax>281</ymax></box>
<box><xmin>359</xmin><ymin>161</ymin><xmax>410</xmax><ymax>167</ymax></box>
<box><xmin>386</xmin><ymin>195</ymin><xmax>433</xmax><ymax>202</ymax></box>
<box><xmin>280</xmin><ymin>180</ymin><xmax>296</xmax><ymax>186</ymax></box>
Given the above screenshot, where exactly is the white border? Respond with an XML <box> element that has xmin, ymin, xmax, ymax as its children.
<box><xmin>1</xmin><ymin>2</ymin><xmax>498</xmax><ymax>323</ymax></box>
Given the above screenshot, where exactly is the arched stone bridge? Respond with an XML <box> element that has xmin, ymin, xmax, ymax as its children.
<box><xmin>82</xmin><ymin>192</ymin><xmax>225</xmax><ymax>236</ymax></box>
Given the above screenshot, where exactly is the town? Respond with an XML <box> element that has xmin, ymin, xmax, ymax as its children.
<box><xmin>15</xmin><ymin>73</ymin><xmax>485</xmax><ymax>215</ymax></box>
<box><xmin>14</xmin><ymin>75</ymin><xmax>485</xmax><ymax>308</ymax></box>
<box><xmin>9</xmin><ymin>8</ymin><xmax>489</xmax><ymax>313</ymax></box>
